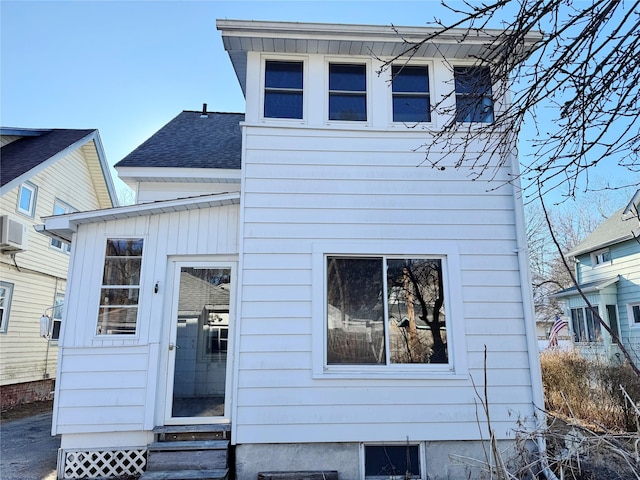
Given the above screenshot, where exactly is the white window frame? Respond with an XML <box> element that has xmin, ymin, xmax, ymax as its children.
<box><xmin>50</xmin><ymin>199</ymin><xmax>75</xmax><ymax>253</ymax></box>
<box><xmin>389</xmin><ymin>61</ymin><xmax>434</xmax><ymax>126</ymax></box>
<box><xmin>326</xmin><ymin>59</ymin><xmax>371</xmax><ymax>125</ymax></box>
<box><xmin>570</xmin><ymin>305</ymin><xmax>602</xmax><ymax>343</ymax></box>
<box><xmin>17</xmin><ymin>181</ymin><xmax>38</xmax><ymax>217</ymax></box>
<box><xmin>261</xmin><ymin>55</ymin><xmax>307</xmax><ymax>122</ymax></box>
<box><xmin>590</xmin><ymin>248</ymin><xmax>611</xmax><ymax>267</ymax></box>
<box><xmin>95</xmin><ymin>237</ymin><xmax>145</xmax><ymax>337</ymax></box>
<box><xmin>312</xmin><ymin>240</ymin><xmax>467</xmax><ymax>379</ymax></box>
<box><xmin>629</xmin><ymin>303</ymin><xmax>640</xmax><ymax>328</ymax></box>
<box><xmin>453</xmin><ymin>65</ymin><xmax>495</xmax><ymax>124</ymax></box>
<box><xmin>50</xmin><ymin>292</ymin><xmax>64</xmax><ymax>341</ymax></box>
<box><xmin>0</xmin><ymin>281</ymin><xmax>14</xmax><ymax>333</ymax></box>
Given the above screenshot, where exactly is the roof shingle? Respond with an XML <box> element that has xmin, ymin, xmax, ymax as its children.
<box><xmin>1</xmin><ymin>129</ymin><xmax>95</xmax><ymax>187</ymax></box>
<box><xmin>115</xmin><ymin>111</ymin><xmax>244</xmax><ymax>170</ymax></box>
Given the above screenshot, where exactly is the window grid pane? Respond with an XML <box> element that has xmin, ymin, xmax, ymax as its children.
<box><xmin>97</xmin><ymin>239</ymin><xmax>143</xmax><ymax>335</ymax></box>
<box><xmin>392</xmin><ymin>65</ymin><xmax>431</xmax><ymax>123</ymax></box>
<box><xmin>264</xmin><ymin>61</ymin><xmax>303</xmax><ymax>119</ymax></box>
<box><xmin>329</xmin><ymin>63</ymin><xmax>366</xmax><ymax>121</ymax></box>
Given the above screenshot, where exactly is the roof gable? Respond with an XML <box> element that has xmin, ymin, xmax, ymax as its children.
<box><xmin>1</xmin><ymin>128</ymin><xmax>95</xmax><ymax>187</ymax></box>
<box><xmin>115</xmin><ymin>110</ymin><xmax>244</xmax><ymax>170</ymax></box>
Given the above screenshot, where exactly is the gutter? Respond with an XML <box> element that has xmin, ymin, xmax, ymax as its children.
<box><xmin>509</xmin><ymin>158</ymin><xmax>559</xmax><ymax>480</ymax></box>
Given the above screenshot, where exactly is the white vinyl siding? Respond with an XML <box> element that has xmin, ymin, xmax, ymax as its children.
<box><xmin>0</xmin><ymin>146</ymin><xmax>105</xmax><ymax>387</ymax></box>
<box><xmin>236</xmin><ymin>124</ymin><xmax>532</xmax><ymax>444</ymax></box>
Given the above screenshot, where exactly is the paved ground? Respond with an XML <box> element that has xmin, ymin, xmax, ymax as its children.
<box><xmin>1</xmin><ymin>410</ymin><xmax>59</xmax><ymax>480</ymax></box>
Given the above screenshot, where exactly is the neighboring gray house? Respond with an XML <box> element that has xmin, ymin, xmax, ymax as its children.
<box><xmin>554</xmin><ymin>190</ymin><xmax>640</xmax><ymax>364</ymax></box>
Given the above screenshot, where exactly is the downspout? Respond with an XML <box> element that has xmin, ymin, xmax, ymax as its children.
<box><xmin>509</xmin><ymin>156</ymin><xmax>559</xmax><ymax>480</ymax></box>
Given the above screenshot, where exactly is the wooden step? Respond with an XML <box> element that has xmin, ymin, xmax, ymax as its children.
<box><xmin>153</xmin><ymin>424</ymin><xmax>231</xmax><ymax>441</ymax></box>
<box><xmin>139</xmin><ymin>468</ymin><xmax>229</xmax><ymax>480</ymax></box>
<box><xmin>147</xmin><ymin>440</ymin><xmax>228</xmax><ymax>471</ymax></box>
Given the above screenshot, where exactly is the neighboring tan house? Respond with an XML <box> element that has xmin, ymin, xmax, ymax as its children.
<box><xmin>0</xmin><ymin>127</ymin><xmax>117</xmax><ymax>408</ymax></box>
<box><xmin>554</xmin><ymin>189</ymin><xmax>640</xmax><ymax>365</ymax></box>
<box><xmin>41</xmin><ymin>20</ymin><xmax>545</xmax><ymax>480</ymax></box>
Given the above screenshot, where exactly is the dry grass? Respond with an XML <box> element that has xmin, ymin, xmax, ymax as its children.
<box><xmin>540</xmin><ymin>348</ymin><xmax>640</xmax><ymax>432</ymax></box>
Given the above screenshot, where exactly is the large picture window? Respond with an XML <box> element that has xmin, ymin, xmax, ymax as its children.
<box><xmin>454</xmin><ymin>66</ymin><xmax>494</xmax><ymax>123</ymax></box>
<box><xmin>96</xmin><ymin>238</ymin><xmax>143</xmax><ymax>335</ymax></box>
<box><xmin>392</xmin><ymin>65</ymin><xmax>430</xmax><ymax>122</ymax></box>
<box><xmin>326</xmin><ymin>256</ymin><xmax>447</xmax><ymax>365</ymax></box>
<box><xmin>570</xmin><ymin>306</ymin><xmax>602</xmax><ymax>342</ymax></box>
<box><xmin>264</xmin><ymin>60</ymin><xmax>303</xmax><ymax>119</ymax></box>
<box><xmin>329</xmin><ymin>63</ymin><xmax>367</xmax><ymax>121</ymax></box>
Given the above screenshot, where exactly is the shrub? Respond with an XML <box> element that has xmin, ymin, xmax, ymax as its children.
<box><xmin>540</xmin><ymin>348</ymin><xmax>640</xmax><ymax>432</ymax></box>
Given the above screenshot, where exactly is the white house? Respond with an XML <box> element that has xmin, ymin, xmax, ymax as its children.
<box><xmin>554</xmin><ymin>190</ymin><xmax>640</xmax><ymax>365</ymax></box>
<box><xmin>0</xmin><ymin>127</ymin><xmax>117</xmax><ymax>409</ymax></box>
<box><xmin>41</xmin><ymin>20</ymin><xmax>545</xmax><ymax>480</ymax></box>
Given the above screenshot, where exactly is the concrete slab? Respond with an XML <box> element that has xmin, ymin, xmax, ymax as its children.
<box><xmin>0</xmin><ymin>411</ymin><xmax>60</xmax><ymax>480</ymax></box>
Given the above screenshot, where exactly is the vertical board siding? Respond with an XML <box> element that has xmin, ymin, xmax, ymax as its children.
<box><xmin>236</xmin><ymin>126</ymin><xmax>534</xmax><ymax>444</ymax></box>
<box><xmin>55</xmin><ymin>204</ymin><xmax>239</xmax><ymax>433</ymax></box>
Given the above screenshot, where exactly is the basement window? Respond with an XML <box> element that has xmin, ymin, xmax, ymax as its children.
<box><xmin>364</xmin><ymin>444</ymin><xmax>422</xmax><ymax>480</ymax></box>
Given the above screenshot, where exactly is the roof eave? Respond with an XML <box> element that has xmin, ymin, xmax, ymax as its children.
<box><xmin>38</xmin><ymin>192</ymin><xmax>241</xmax><ymax>243</ymax></box>
<box><xmin>568</xmin><ymin>230</ymin><xmax>638</xmax><ymax>258</ymax></box>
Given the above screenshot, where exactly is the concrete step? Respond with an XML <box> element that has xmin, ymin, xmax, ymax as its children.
<box><xmin>147</xmin><ymin>440</ymin><xmax>228</xmax><ymax>471</ymax></box>
<box><xmin>139</xmin><ymin>468</ymin><xmax>229</xmax><ymax>480</ymax></box>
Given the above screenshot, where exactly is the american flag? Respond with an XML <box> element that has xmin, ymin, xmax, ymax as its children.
<box><xmin>548</xmin><ymin>314</ymin><xmax>568</xmax><ymax>348</ymax></box>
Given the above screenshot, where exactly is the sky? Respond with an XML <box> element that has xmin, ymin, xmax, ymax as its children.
<box><xmin>1</xmin><ymin>0</ymin><xmax>637</xmax><ymax>204</ymax></box>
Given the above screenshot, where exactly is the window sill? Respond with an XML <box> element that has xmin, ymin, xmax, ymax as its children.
<box><xmin>313</xmin><ymin>367</ymin><xmax>466</xmax><ymax>381</ymax></box>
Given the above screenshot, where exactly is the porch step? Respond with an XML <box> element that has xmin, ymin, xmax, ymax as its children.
<box><xmin>139</xmin><ymin>469</ymin><xmax>229</xmax><ymax>480</ymax></box>
<box><xmin>153</xmin><ymin>424</ymin><xmax>231</xmax><ymax>441</ymax></box>
<box><xmin>147</xmin><ymin>440</ymin><xmax>228</xmax><ymax>471</ymax></box>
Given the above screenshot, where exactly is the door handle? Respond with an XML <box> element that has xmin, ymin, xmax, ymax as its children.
<box><xmin>169</xmin><ymin>342</ymin><xmax>180</xmax><ymax>350</ymax></box>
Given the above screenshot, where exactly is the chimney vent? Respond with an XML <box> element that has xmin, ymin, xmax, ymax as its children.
<box><xmin>200</xmin><ymin>103</ymin><xmax>208</xmax><ymax>118</ymax></box>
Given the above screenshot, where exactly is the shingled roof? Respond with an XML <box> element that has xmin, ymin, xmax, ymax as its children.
<box><xmin>568</xmin><ymin>204</ymin><xmax>640</xmax><ymax>257</ymax></box>
<box><xmin>115</xmin><ymin>110</ymin><xmax>244</xmax><ymax>170</ymax></box>
<box><xmin>1</xmin><ymin>128</ymin><xmax>95</xmax><ymax>187</ymax></box>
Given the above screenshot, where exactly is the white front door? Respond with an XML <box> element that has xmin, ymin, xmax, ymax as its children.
<box><xmin>165</xmin><ymin>261</ymin><xmax>235</xmax><ymax>424</ymax></box>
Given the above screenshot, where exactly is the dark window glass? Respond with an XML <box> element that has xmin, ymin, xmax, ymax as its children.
<box><xmin>392</xmin><ymin>65</ymin><xmax>430</xmax><ymax>122</ymax></box>
<box><xmin>264</xmin><ymin>61</ymin><xmax>303</xmax><ymax>119</ymax></box>
<box><xmin>365</xmin><ymin>445</ymin><xmax>420</xmax><ymax>478</ymax></box>
<box><xmin>454</xmin><ymin>66</ymin><xmax>494</xmax><ymax>123</ymax></box>
<box><xmin>329</xmin><ymin>63</ymin><xmax>366</xmax><ymax>121</ymax></box>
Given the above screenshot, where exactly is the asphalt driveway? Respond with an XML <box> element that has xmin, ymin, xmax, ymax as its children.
<box><xmin>1</xmin><ymin>410</ymin><xmax>59</xmax><ymax>480</ymax></box>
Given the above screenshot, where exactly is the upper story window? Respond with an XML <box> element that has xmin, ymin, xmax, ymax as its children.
<box><xmin>51</xmin><ymin>199</ymin><xmax>74</xmax><ymax>253</ymax></box>
<box><xmin>0</xmin><ymin>281</ymin><xmax>14</xmax><ymax>333</ymax></box>
<box><xmin>329</xmin><ymin>63</ymin><xmax>367</xmax><ymax>121</ymax></box>
<box><xmin>17</xmin><ymin>181</ymin><xmax>37</xmax><ymax>217</ymax></box>
<box><xmin>264</xmin><ymin>60</ymin><xmax>303</xmax><ymax>119</ymax></box>
<box><xmin>96</xmin><ymin>238</ymin><xmax>143</xmax><ymax>335</ymax></box>
<box><xmin>326</xmin><ymin>256</ymin><xmax>448</xmax><ymax>365</ymax></box>
<box><xmin>591</xmin><ymin>248</ymin><xmax>611</xmax><ymax>266</ymax></box>
<box><xmin>454</xmin><ymin>66</ymin><xmax>494</xmax><ymax>123</ymax></box>
<box><xmin>392</xmin><ymin>65</ymin><xmax>431</xmax><ymax>122</ymax></box>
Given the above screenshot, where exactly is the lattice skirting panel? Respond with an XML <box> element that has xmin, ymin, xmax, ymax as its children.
<box><xmin>61</xmin><ymin>448</ymin><xmax>147</xmax><ymax>479</ymax></box>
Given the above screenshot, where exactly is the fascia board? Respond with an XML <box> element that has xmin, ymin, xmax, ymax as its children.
<box><xmin>91</xmin><ymin>130</ymin><xmax>120</xmax><ymax>207</ymax></box>
<box><xmin>115</xmin><ymin>166</ymin><xmax>242</xmax><ymax>182</ymax></box>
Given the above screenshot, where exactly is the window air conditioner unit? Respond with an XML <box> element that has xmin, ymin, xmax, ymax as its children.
<box><xmin>0</xmin><ymin>215</ymin><xmax>27</xmax><ymax>253</ymax></box>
